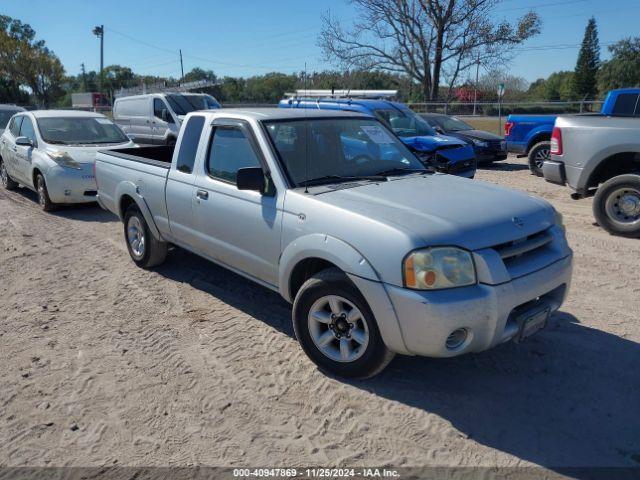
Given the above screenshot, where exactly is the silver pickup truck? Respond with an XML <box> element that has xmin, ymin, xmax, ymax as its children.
<box><xmin>96</xmin><ymin>108</ymin><xmax>573</xmax><ymax>378</ymax></box>
<box><xmin>543</xmin><ymin>89</ymin><xmax>640</xmax><ymax>237</ymax></box>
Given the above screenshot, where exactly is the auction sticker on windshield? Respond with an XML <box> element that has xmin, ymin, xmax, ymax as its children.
<box><xmin>361</xmin><ymin>125</ymin><xmax>394</xmax><ymax>144</ymax></box>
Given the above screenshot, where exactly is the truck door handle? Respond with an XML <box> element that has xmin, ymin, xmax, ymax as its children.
<box><xmin>196</xmin><ymin>189</ymin><xmax>209</xmax><ymax>200</ymax></box>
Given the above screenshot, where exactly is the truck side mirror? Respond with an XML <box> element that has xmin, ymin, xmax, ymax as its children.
<box><xmin>161</xmin><ymin>109</ymin><xmax>173</xmax><ymax>123</ymax></box>
<box><xmin>236</xmin><ymin>167</ymin><xmax>266</xmax><ymax>194</ymax></box>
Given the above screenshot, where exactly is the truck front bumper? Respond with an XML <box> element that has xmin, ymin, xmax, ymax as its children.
<box><xmin>353</xmin><ymin>253</ymin><xmax>572</xmax><ymax>358</ymax></box>
<box><xmin>542</xmin><ymin>160</ymin><xmax>566</xmax><ymax>186</ymax></box>
<box><xmin>45</xmin><ymin>164</ymin><xmax>98</xmax><ymax>204</ymax></box>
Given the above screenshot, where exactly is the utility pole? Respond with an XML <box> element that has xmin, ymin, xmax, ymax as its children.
<box><xmin>179</xmin><ymin>49</ymin><xmax>184</xmax><ymax>84</ymax></box>
<box><xmin>472</xmin><ymin>53</ymin><xmax>480</xmax><ymax>116</ymax></box>
<box><xmin>92</xmin><ymin>25</ymin><xmax>104</xmax><ymax>94</ymax></box>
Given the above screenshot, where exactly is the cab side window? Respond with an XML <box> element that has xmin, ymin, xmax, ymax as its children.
<box><xmin>175</xmin><ymin>115</ymin><xmax>205</xmax><ymax>174</ymax></box>
<box><xmin>19</xmin><ymin>117</ymin><xmax>37</xmax><ymax>145</ymax></box>
<box><xmin>206</xmin><ymin>127</ymin><xmax>261</xmax><ymax>184</ymax></box>
<box><xmin>9</xmin><ymin>116</ymin><xmax>23</xmax><ymax>137</ymax></box>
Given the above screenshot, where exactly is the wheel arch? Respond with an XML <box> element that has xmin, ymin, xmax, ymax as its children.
<box><xmin>115</xmin><ymin>182</ymin><xmax>163</xmax><ymax>241</ymax></box>
<box><xmin>526</xmin><ymin>131</ymin><xmax>552</xmax><ymax>153</ymax></box>
<box><xmin>586</xmin><ymin>151</ymin><xmax>640</xmax><ymax>190</ymax></box>
<box><xmin>279</xmin><ymin>234</ymin><xmax>380</xmax><ymax>303</ymax></box>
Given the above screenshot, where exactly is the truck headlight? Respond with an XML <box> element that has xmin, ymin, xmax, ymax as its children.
<box><xmin>47</xmin><ymin>151</ymin><xmax>82</xmax><ymax>170</ymax></box>
<box><xmin>403</xmin><ymin>247</ymin><xmax>477</xmax><ymax>290</ymax></box>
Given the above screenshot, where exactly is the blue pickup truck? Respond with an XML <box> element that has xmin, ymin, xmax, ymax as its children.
<box><xmin>504</xmin><ymin>114</ymin><xmax>557</xmax><ymax>176</ymax></box>
<box><xmin>505</xmin><ymin>89</ymin><xmax>640</xmax><ymax>176</ymax></box>
<box><xmin>279</xmin><ymin>98</ymin><xmax>477</xmax><ymax>178</ymax></box>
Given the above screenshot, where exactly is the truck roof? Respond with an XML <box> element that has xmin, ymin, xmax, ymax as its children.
<box><xmin>206</xmin><ymin>108</ymin><xmax>371</xmax><ymax>121</ymax></box>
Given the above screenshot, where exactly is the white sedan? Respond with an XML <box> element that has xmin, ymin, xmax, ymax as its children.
<box><xmin>0</xmin><ymin>110</ymin><xmax>135</xmax><ymax>211</ymax></box>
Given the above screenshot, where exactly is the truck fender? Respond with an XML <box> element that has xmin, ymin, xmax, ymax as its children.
<box><xmin>583</xmin><ymin>143</ymin><xmax>640</xmax><ymax>188</ymax></box>
<box><xmin>115</xmin><ymin>181</ymin><xmax>163</xmax><ymax>241</ymax></box>
<box><xmin>279</xmin><ymin>234</ymin><xmax>411</xmax><ymax>355</ymax></box>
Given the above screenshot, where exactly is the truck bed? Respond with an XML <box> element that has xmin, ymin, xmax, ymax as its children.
<box><xmin>99</xmin><ymin>145</ymin><xmax>175</xmax><ymax>169</ymax></box>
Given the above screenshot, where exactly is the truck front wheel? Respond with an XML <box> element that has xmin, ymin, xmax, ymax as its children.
<box><xmin>528</xmin><ymin>141</ymin><xmax>550</xmax><ymax>177</ymax></box>
<box><xmin>292</xmin><ymin>268</ymin><xmax>394</xmax><ymax>379</ymax></box>
<box><xmin>593</xmin><ymin>174</ymin><xmax>640</xmax><ymax>238</ymax></box>
<box><xmin>124</xmin><ymin>205</ymin><xmax>168</xmax><ymax>268</ymax></box>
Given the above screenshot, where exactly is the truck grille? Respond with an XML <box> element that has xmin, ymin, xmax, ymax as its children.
<box><xmin>492</xmin><ymin>228</ymin><xmax>556</xmax><ymax>279</ymax></box>
<box><xmin>494</xmin><ymin>228</ymin><xmax>553</xmax><ymax>262</ymax></box>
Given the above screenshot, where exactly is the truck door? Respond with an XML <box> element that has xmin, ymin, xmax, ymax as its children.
<box><xmin>165</xmin><ymin>114</ymin><xmax>206</xmax><ymax>249</ymax></box>
<box><xmin>192</xmin><ymin>119</ymin><xmax>282</xmax><ymax>287</ymax></box>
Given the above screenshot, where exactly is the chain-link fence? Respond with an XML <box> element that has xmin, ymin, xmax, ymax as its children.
<box><xmin>408</xmin><ymin>100</ymin><xmax>604</xmax><ymax>116</ymax></box>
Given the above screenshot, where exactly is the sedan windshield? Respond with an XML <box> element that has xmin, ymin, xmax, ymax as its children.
<box><xmin>265</xmin><ymin>118</ymin><xmax>426</xmax><ymax>187</ymax></box>
<box><xmin>165</xmin><ymin>94</ymin><xmax>220</xmax><ymax>115</ymax></box>
<box><xmin>0</xmin><ymin>109</ymin><xmax>22</xmax><ymax>129</ymax></box>
<box><xmin>37</xmin><ymin>117</ymin><xmax>129</xmax><ymax>145</ymax></box>
<box><xmin>374</xmin><ymin>108</ymin><xmax>437</xmax><ymax>138</ymax></box>
<box><xmin>432</xmin><ymin>116</ymin><xmax>473</xmax><ymax>132</ymax></box>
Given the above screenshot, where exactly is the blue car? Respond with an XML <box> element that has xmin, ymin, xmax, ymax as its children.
<box><xmin>279</xmin><ymin>98</ymin><xmax>477</xmax><ymax>178</ymax></box>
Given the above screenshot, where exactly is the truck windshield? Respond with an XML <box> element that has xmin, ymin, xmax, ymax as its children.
<box><xmin>264</xmin><ymin>118</ymin><xmax>426</xmax><ymax>187</ymax></box>
<box><xmin>37</xmin><ymin>117</ymin><xmax>129</xmax><ymax>145</ymax></box>
<box><xmin>374</xmin><ymin>108</ymin><xmax>437</xmax><ymax>138</ymax></box>
<box><xmin>165</xmin><ymin>94</ymin><xmax>220</xmax><ymax>115</ymax></box>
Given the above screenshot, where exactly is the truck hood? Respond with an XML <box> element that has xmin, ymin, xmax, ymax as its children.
<box><xmin>400</xmin><ymin>134</ymin><xmax>467</xmax><ymax>153</ymax></box>
<box><xmin>45</xmin><ymin>141</ymin><xmax>135</xmax><ymax>164</ymax></box>
<box><xmin>314</xmin><ymin>175</ymin><xmax>554</xmax><ymax>250</ymax></box>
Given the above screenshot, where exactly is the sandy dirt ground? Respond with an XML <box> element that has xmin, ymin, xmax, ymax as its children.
<box><xmin>0</xmin><ymin>156</ymin><xmax>638</xmax><ymax>472</ymax></box>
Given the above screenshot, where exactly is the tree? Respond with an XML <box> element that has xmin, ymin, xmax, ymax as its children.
<box><xmin>597</xmin><ymin>37</ymin><xmax>640</xmax><ymax>93</ymax></box>
<box><xmin>527</xmin><ymin>71</ymin><xmax>576</xmax><ymax>102</ymax></box>
<box><xmin>183</xmin><ymin>67</ymin><xmax>217</xmax><ymax>84</ymax></box>
<box><xmin>573</xmin><ymin>17</ymin><xmax>600</xmax><ymax>100</ymax></box>
<box><xmin>319</xmin><ymin>0</ymin><xmax>541</xmax><ymax>101</ymax></box>
<box><xmin>0</xmin><ymin>15</ymin><xmax>65</xmax><ymax>106</ymax></box>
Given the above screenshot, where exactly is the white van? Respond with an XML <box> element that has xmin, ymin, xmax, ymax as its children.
<box><xmin>112</xmin><ymin>93</ymin><xmax>220</xmax><ymax>145</ymax></box>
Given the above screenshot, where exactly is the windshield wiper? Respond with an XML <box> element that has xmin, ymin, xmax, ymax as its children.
<box><xmin>301</xmin><ymin>174</ymin><xmax>387</xmax><ymax>187</ymax></box>
<box><xmin>375</xmin><ymin>167</ymin><xmax>429</xmax><ymax>177</ymax></box>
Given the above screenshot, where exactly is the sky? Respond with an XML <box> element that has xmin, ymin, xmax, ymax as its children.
<box><xmin>1</xmin><ymin>0</ymin><xmax>638</xmax><ymax>85</ymax></box>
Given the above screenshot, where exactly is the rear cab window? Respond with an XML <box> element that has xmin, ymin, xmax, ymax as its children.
<box><xmin>612</xmin><ymin>93</ymin><xmax>639</xmax><ymax>117</ymax></box>
<box><xmin>175</xmin><ymin>115</ymin><xmax>205</xmax><ymax>174</ymax></box>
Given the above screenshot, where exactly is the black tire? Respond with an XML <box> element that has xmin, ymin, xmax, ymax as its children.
<box><xmin>593</xmin><ymin>174</ymin><xmax>640</xmax><ymax>238</ymax></box>
<box><xmin>292</xmin><ymin>268</ymin><xmax>394</xmax><ymax>379</ymax></box>
<box><xmin>35</xmin><ymin>174</ymin><xmax>57</xmax><ymax>212</ymax></box>
<box><xmin>527</xmin><ymin>141</ymin><xmax>550</xmax><ymax>177</ymax></box>
<box><xmin>0</xmin><ymin>158</ymin><xmax>18</xmax><ymax>190</ymax></box>
<box><xmin>123</xmin><ymin>205</ymin><xmax>168</xmax><ymax>268</ymax></box>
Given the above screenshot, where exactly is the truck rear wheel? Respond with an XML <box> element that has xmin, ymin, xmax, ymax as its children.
<box><xmin>292</xmin><ymin>268</ymin><xmax>394</xmax><ymax>379</ymax></box>
<box><xmin>528</xmin><ymin>141</ymin><xmax>550</xmax><ymax>177</ymax></box>
<box><xmin>124</xmin><ymin>205</ymin><xmax>168</xmax><ymax>268</ymax></box>
<box><xmin>593</xmin><ymin>174</ymin><xmax>640</xmax><ymax>238</ymax></box>
<box><xmin>0</xmin><ymin>158</ymin><xmax>18</xmax><ymax>190</ymax></box>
